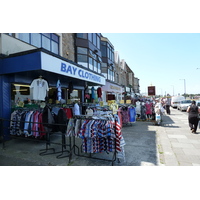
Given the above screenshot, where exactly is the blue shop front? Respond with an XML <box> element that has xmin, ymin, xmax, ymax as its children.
<box><xmin>0</xmin><ymin>49</ymin><xmax>105</xmax><ymax>138</ymax></box>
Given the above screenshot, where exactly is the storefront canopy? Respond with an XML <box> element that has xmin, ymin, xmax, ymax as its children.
<box><xmin>0</xmin><ymin>49</ymin><xmax>106</xmax><ymax>86</ymax></box>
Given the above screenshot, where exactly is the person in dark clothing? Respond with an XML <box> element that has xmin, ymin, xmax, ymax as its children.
<box><xmin>187</xmin><ymin>101</ymin><xmax>200</xmax><ymax>133</ymax></box>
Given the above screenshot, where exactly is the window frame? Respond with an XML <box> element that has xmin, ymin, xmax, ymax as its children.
<box><xmin>18</xmin><ymin>33</ymin><xmax>60</xmax><ymax>55</ymax></box>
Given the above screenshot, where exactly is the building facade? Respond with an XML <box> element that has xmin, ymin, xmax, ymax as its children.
<box><xmin>0</xmin><ymin>33</ymin><xmax>140</xmax><ymax>125</ymax></box>
<box><xmin>0</xmin><ymin>33</ymin><xmax>105</xmax><ymax>125</ymax></box>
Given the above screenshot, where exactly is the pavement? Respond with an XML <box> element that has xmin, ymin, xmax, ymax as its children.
<box><xmin>157</xmin><ymin>108</ymin><xmax>200</xmax><ymax>166</ymax></box>
<box><xmin>1</xmin><ymin>107</ymin><xmax>200</xmax><ymax>166</ymax></box>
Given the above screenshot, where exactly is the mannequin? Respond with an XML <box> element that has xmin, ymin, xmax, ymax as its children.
<box><xmin>136</xmin><ymin>100</ymin><xmax>141</xmax><ymax>118</ymax></box>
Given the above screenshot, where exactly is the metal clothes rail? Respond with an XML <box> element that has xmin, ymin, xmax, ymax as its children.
<box><xmin>0</xmin><ymin>115</ymin><xmax>121</xmax><ymax>165</ymax></box>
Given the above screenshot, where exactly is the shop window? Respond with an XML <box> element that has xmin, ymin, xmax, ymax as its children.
<box><xmin>67</xmin><ymin>89</ymin><xmax>81</xmax><ymax>104</ymax></box>
<box><xmin>11</xmin><ymin>83</ymin><xmax>31</xmax><ymax>107</ymax></box>
<box><xmin>48</xmin><ymin>87</ymin><xmax>66</xmax><ymax>104</ymax></box>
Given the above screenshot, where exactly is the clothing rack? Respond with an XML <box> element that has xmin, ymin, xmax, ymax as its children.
<box><xmin>70</xmin><ymin>115</ymin><xmax>121</xmax><ymax>166</ymax></box>
<box><xmin>2</xmin><ymin>106</ymin><xmax>124</xmax><ymax>165</ymax></box>
<box><xmin>1</xmin><ymin>108</ymin><xmax>73</xmax><ymax>163</ymax></box>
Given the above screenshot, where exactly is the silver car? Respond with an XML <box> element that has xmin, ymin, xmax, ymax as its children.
<box><xmin>177</xmin><ymin>100</ymin><xmax>192</xmax><ymax>111</ymax></box>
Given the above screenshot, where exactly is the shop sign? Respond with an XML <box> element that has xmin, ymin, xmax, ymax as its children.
<box><xmin>41</xmin><ymin>52</ymin><xmax>105</xmax><ymax>85</ymax></box>
<box><xmin>148</xmin><ymin>86</ymin><xmax>156</xmax><ymax>96</ymax></box>
<box><xmin>101</xmin><ymin>81</ymin><xmax>122</xmax><ymax>93</ymax></box>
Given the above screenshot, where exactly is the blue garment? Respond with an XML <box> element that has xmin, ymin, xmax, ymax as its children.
<box><xmin>91</xmin><ymin>87</ymin><xmax>95</xmax><ymax>99</ymax></box>
<box><xmin>57</xmin><ymin>80</ymin><xmax>62</xmax><ymax>101</ymax></box>
<box><xmin>129</xmin><ymin>107</ymin><xmax>136</xmax><ymax>122</ymax></box>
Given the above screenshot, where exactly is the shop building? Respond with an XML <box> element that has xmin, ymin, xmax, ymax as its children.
<box><xmin>0</xmin><ymin>33</ymin><xmax>140</xmax><ymax>122</ymax></box>
<box><xmin>0</xmin><ymin>33</ymin><xmax>105</xmax><ymax>122</ymax></box>
<box><xmin>134</xmin><ymin>77</ymin><xmax>140</xmax><ymax>94</ymax></box>
<box><xmin>100</xmin><ymin>36</ymin><xmax>124</xmax><ymax>103</ymax></box>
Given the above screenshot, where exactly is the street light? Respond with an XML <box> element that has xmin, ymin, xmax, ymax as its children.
<box><xmin>179</xmin><ymin>79</ymin><xmax>186</xmax><ymax>98</ymax></box>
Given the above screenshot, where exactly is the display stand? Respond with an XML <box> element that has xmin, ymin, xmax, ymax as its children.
<box><xmin>1</xmin><ymin>117</ymin><xmax>72</xmax><ymax>164</ymax></box>
<box><xmin>70</xmin><ymin>116</ymin><xmax>120</xmax><ymax>166</ymax></box>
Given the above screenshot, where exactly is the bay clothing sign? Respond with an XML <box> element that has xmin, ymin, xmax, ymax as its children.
<box><xmin>41</xmin><ymin>52</ymin><xmax>105</xmax><ymax>85</ymax></box>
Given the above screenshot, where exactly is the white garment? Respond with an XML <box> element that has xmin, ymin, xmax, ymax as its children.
<box><xmin>136</xmin><ymin>101</ymin><xmax>141</xmax><ymax>115</ymax></box>
<box><xmin>30</xmin><ymin>78</ymin><xmax>49</xmax><ymax>101</ymax></box>
<box><xmin>74</xmin><ymin>103</ymin><xmax>80</xmax><ymax>115</ymax></box>
<box><xmin>86</xmin><ymin>108</ymin><xmax>93</xmax><ymax>117</ymax></box>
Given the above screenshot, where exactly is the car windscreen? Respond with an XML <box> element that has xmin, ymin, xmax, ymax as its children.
<box><xmin>181</xmin><ymin>100</ymin><xmax>191</xmax><ymax>103</ymax></box>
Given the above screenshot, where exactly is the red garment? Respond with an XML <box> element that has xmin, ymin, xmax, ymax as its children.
<box><xmin>38</xmin><ymin>113</ymin><xmax>46</xmax><ymax>138</ymax></box>
<box><xmin>32</xmin><ymin>111</ymin><xmax>40</xmax><ymax>138</ymax></box>
<box><xmin>117</xmin><ymin>108</ymin><xmax>123</xmax><ymax>128</ymax></box>
<box><xmin>97</xmin><ymin>87</ymin><xmax>102</xmax><ymax>98</ymax></box>
<box><xmin>63</xmin><ymin>108</ymin><xmax>73</xmax><ymax>119</ymax></box>
<box><xmin>145</xmin><ymin>103</ymin><xmax>152</xmax><ymax>115</ymax></box>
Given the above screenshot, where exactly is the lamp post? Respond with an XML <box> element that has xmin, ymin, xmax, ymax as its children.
<box><xmin>180</xmin><ymin>79</ymin><xmax>186</xmax><ymax>98</ymax></box>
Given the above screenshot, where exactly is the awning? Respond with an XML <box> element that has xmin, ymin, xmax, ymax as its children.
<box><xmin>0</xmin><ymin>49</ymin><xmax>106</xmax><ymax>86</ymax></box>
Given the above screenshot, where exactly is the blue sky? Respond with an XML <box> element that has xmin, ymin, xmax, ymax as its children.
<box><xmin>102</xmin><ymin>33</ymin><xmax>200</xmax><ymax>96</ymax></box>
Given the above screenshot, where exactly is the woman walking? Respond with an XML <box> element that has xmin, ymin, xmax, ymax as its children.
<box><xmin>187</xmin><ymin>101</ymin><xmax>200</xmax><ymax>133</ymax></box>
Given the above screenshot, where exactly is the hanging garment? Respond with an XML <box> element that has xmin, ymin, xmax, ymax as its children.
<box><xmin>109</xmin><ymin>103</ymin><xmax>119</xmax><ymax>115</ymax></box>
<box><xmin>145</xmin><ymin>102</ymin><xmax>153</xmax><ymax>115</ymax></box>
<box><xmin>97</xmin><ymin>87</ymin><xmax>102</xmax><ymax>98</ymax></box>
<box><xmin>74</xmin><ymin>103</ymin><xmax>80</xmax><ymax>115</ymax></box>
<box><xmin>57</xmin><ymin>108</ymin><xmax>68</xmax><ymax>133</ymax></box>
<box><xmin>140</xmin><ymin>104</ymin><xmax>146</xmax><ymax>120</ymax></box>
<box><xmin>30</xmin><ymin>78</ymin><xmax>49</xmax><ymax>101</ymax></box>
<box><xmin>128</xmin><ymin>107</ymin><xmax>136</xmax><ymax>122</ymax></box>
<box><xmin>42</xmin><ymin>105</ymin><xmax>55</xmax><ymax>129</ymax></box>
<box><xmin>56</xmin><ymin>80</ymin><xmax>62</xmax><ymax>101</ymax></box>
<box><xmin>117</xmin><ymin>107</ymin><xmax>123</xmax><ymax>127</ymax></box>
<box><xmin>32</xmin><ymin>111</ymin><xmax>40</xmax><ymax>137</ymax></box>
<box><xmin>63</xmin><ymin>108</ymin><xmax>73</xmax><ymax>119</ymax></box>
<box><xmin>91</xmin><ymin>87</ymin><xmax>95</xmax><ymax>99</ymax></box>
<box><xmin>120</xmin><ymin>107</ymin><xmax>130</xmax><ymax>124</ymax></box>
<box><xmin>135</xmin><ymin>101</ymin><xmax>141</xmax><ymax>116</ymax></box>
<box><xmin>78</xmin><ymin>118</ymin><xmax>124</xmax><ymax>154</ymax></box>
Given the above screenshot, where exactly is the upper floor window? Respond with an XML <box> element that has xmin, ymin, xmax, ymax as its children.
<box><xmin>76</xmin><ymin>33</ymin><xmax>100</xmax><ymax>49</ymax></box>
<box><xmin>101</xmin><ymin>41</ymin><xmax>114</xmax><ymax>62</ymax></box>
<box><xmin>77</xmin><ymin>33</ymin><xmax>87</xmax><ymax>39</ymax></box>
<box><xmin>76</xmin><ymin>46</ymin><xmax>102</xmax><ymax>73</ymax></box>
<box><xmin>18</xmin><ymin>33</ymin><xmax>59</xmax><ymax>54</ymax></box>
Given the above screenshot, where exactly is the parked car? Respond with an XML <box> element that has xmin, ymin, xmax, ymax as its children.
<box><xmin>171</xmin><ymin>96</ymin><xmax>185</xmax><ymax>108</ymax></box>
<box><xmin>177</xmin><ymin>100</ymin><xmax>192</xmax><ymax>111</ymax></box>
<box><xmin>196</xmin><ymin>101</ymin><xmax>200</xmax><ymax>109</ymax></box>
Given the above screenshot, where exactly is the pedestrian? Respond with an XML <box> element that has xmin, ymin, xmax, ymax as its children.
<box><xmin>165</xmin><ymin>98</ymin><xmax>171</xmax><ymax>115</ymax></box>
<box><xmin>186</xmin><ymin>100</ymin><xmax>200</xmax><ymax>133</ymax></box>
